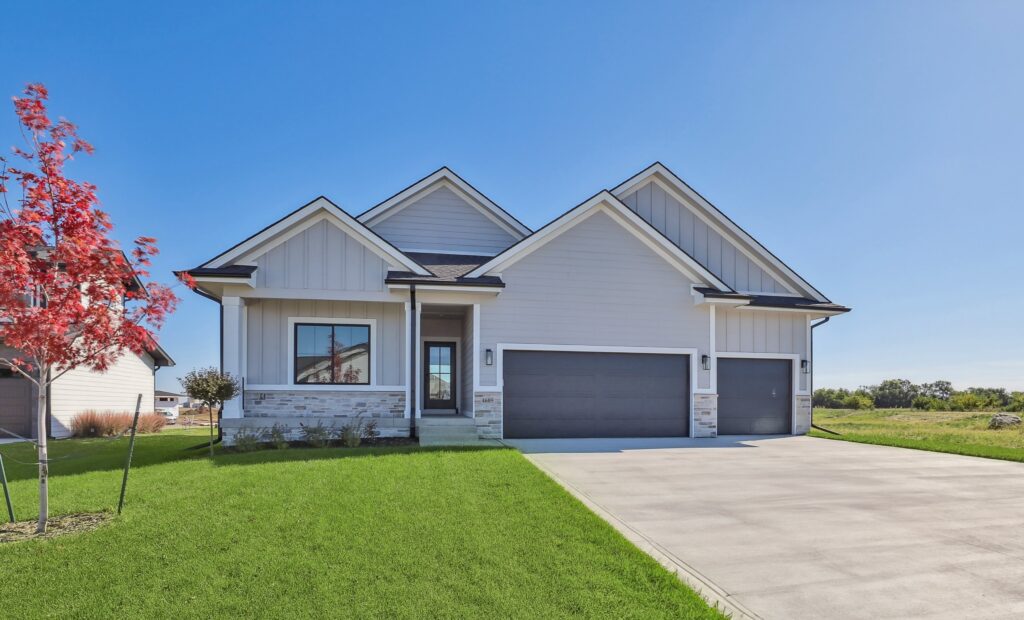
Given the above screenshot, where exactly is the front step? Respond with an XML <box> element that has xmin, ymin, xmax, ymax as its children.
<box><xmin>417</xmin><ymin>416</ymin><xmax>480</xmax><ymax>444</ymax></box>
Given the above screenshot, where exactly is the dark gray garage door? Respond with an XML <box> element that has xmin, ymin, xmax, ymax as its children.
<box><xmin>503</xmin><ymin>351</ymin><xmax>689</xmax><ymax>439</ymax></box>
<box><xmin>717</xmin><ymin>358</ymin><xmax>792</xmax><ymax>435</ymax></box>
<box><xmin>0</xmin><ymin>371</ymin><xmax>33</xmax><ymax>439</ymax></box>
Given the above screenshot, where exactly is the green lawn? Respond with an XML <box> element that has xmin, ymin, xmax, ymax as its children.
<box><xmin>810</xmin><ymin>408</ymin><xmax>1024</xmax><ymax>462</ymax></box>
<box><xmin>0</xmin><ymin>430</ymin><xmax>722</xmax><ymax>619</ymax></box>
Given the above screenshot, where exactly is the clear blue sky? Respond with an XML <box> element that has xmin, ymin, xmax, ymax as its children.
<box><xmin>2</xmin><ymin>1</ymin><xmax>1022</xmax><ymax>393</ymax></box>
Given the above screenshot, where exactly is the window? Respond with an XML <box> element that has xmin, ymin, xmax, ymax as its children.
<box><xmin>294</xmin><ymin>323</ymin><xmax>371</xmax><ymax>385</ymax></box>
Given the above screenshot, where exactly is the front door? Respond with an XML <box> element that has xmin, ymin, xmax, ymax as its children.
<box><xmin>424</xmin><ymin>342</ymin><xmax>457</xmax><ymax>411</ymax></box>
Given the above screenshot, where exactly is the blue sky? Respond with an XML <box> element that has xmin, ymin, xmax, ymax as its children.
<box><xmin>2</xmin><ymin>1</ymin><xmax>1022</xmax><ymax>392</ymax></box>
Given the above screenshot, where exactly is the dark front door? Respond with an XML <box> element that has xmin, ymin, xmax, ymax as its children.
<box><xmin>717</xmin><ymin>358</ymin><xmax>792</xmax><ymax>435</ymax></box>
<box><xmin>424</xmin><ymin>342</ymin><xmax>457</xmax><ymax>410</ymax></box>
<box><xmin>503</xmin><ymin>351</ymin><xmax>689</xmax><ymax>439</ymax></box>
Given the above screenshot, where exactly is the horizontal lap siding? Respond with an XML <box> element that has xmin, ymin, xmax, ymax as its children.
<box><xmin>49</xmin><ymin>352</ymin><xmax>156</xmax><ymax>438</ymax></box>
<box><xmin>478</xmin><ymin>210</ymin><xmax>711</xmax><ymax>389</ymax></box>
<box><xmin>369</xmin><ymin>186</ymin><xmax>517</xmax><ymax>254</ymax></box>
<box><xmin>622</xmin><ymin>182</ymin><xmax>790</xmax><ymax>294</ymax></box>
<box><xmin>246</xmin><ymin>299</ymin><xmax>405</xmax><ymax>386</ymax></box>
<box><xmin>253</xmin><ymin>220</ymin><xmax>387</xmax><ymax>292</ymax></box>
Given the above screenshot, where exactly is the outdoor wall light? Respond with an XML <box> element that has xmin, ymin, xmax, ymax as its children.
<box><xmin>485</xmin><ymin>349</ymin><xmax>494</xmax><ymax>366</ymax></box>
<box><xmin>701</xmin><ymin>354</ymin><xmax>711</xmax><ymax>371</ymax></box>
<box><xmin>801</xmin><ymin>360</ymin><xmax>810</xmax><ymax>374</ymax></box>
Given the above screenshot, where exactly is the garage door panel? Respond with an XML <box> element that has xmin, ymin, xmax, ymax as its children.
<box><xmin>0</xmin><ymin>375</ymin><xmax>33</xmax><ymax>437</ymax></box>
<box><xmin>717</xmin><ymin>358</ymin><xmax>792</xmax><ymax>435</ymax></box>
<box><xmin>503</xmin><ymin>351</ymin><xmax>689</xmax><ymax>439</ymax></box>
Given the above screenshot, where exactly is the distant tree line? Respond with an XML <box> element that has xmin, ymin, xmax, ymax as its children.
<box><xmin>814</xmin><ymin>379</ymin><xmax>1024</xmax><ymax>412</ymax></box>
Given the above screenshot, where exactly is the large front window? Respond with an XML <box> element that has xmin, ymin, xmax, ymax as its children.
<box><xmin>294</xmin><ymin>323</ymin><xmax>371</xmax><ymax>385</ymax></box>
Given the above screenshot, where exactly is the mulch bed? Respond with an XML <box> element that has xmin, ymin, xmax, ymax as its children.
<box><xmin>0</xmin><ymin>513</ymin><xmax>111</xmax><ymax>544</ymax></box>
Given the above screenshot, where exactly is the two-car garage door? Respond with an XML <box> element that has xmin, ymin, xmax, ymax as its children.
<box><xmin>503</xmin><ymin>351</ymin><xmax>689</xmax><ymax>439</ymax></box>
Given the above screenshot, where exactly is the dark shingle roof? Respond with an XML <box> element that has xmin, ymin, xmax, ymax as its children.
<box><xmin>186</xmin><ymin>265</ymin><xmax>258</xmax><ymax>278</ymax></box>
<box><xmin>385</xmin><ymin>252</ymin><xmax>504</xmax><ymax>287</ymax></box>
<box><xmin>694</xmin><ymin>287</ymin><xmax>850</xmax><ymax>313</ymax></box>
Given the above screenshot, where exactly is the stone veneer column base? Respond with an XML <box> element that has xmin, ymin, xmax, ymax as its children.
<box><xmin>794</xmin><ymin>395</ymin><xmax>812</xmax><ymax>434</ymax></box>
<box><xmin>692</xmin><ymin>393</ymin><xmax>718</xmax><ymax>438</ymax></box>
<box><xmin>473</xmin><ymin>391</ymin><xmax>502</xmax><ymax>439</ymax></box>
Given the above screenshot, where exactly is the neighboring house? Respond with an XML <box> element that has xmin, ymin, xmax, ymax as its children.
<box><xmin>183</xmin><ymin>163</ymin><xmax>849</xmax><ymax>444</ymax></box>
<box><xmin>155</xmin><ymin>390</ymin><xmax>186</xmax><ymax>417</ymax></box>
<box><xmin>0</xmin><ymin>341</ymin><xmax>175</xmax><ymax>439</ymax></box>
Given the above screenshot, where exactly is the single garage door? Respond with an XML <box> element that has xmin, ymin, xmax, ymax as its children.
<box><xmin>0</xmin><ymin>371</ymin><xmax>33</xmax><ymax>439</ymax></box>
<box><xmin>503</xmin><ymin>350</ymin><xmax>689</xmax><ymax>439</ymax></box>
<box><xmin>717</xmin><ymin>358</ymin><xmax>792</xmax><ymax>435</ymax></box>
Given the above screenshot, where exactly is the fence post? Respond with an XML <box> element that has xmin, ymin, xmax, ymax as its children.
<box><xmin>117</xmin><ymin>394</ymin><xmax>143</xmax><ymax>515</ymax></box>
<box><xmin>0</xmin><ymin>452</ymin><xmax>14</xmax><ymax>523</ymax></box>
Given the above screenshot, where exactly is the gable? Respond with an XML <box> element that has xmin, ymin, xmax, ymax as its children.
<box><xmin>368</xmin><ymin>184</ymin><xmax>519</xmax><ymax>255</ymax></box>
<box><xmin>250</xmin><ymin>219</ymin><xmax>387</xmax><ymax>292</ymax></box>
<box><xmin>620</xmin><ymin>180</ymin><xmax>793</xmax><ymax>295</ymax></box>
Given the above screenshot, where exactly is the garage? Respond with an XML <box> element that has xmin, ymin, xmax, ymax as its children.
<box><xmin>0</xmin><ymin>369</ymin><xmax>33</xmax><ymax>439</ymax></box>
<box><xmin>717</xmin><ymin>357</ymin><xmax>792</xmax><ymax>434</ymax></box>
<box><xmin>502</xmin><ymin>350</ymin><xmax>689</xmax><ymax>439</ymax></box>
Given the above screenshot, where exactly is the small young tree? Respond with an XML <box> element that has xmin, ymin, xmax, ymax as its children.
<box><xmin>0</xmin><ymin>84</ymin><xmax>178</xmax><ymax>533</ymax></box>
<box><xmin>179</xmin><ymin>367</ymin><xmax>239</xmax><ymax>456</ymax></box>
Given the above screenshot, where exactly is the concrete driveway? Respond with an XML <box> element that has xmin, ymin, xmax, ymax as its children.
<box><xmin>507</xmin><ymin>435</ymin><xmax>1024</xmax><ymax>620</ymax></box>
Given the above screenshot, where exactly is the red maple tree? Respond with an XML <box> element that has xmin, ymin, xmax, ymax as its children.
<box><xmin>0</xmin><ymin>84</ymin><xmax>179</xmax><ymax>532</ymax></box>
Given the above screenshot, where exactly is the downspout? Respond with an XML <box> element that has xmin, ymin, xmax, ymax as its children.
<box><xmin>409</xmin><ymin>285</ymin><xmax>417</xmax><ymax>440</ymax></box>
<box><xmin>809</xmin><ymin>317</ymin><xmax>830</xmax><ymax>429</ymax></box>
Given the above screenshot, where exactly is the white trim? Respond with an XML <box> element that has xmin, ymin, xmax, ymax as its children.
<box><xmin>358</xmin><ymin>169</ymin><xmax>531</xmax><ymax>238</ymax></box>
<box><xmin>714</xmin><ymin>352</ymin><xmax>807</xmax><ymax>435</ymax></box>
<box><xmin>709</xmin><ymin>305</ymin><xmax>717</xmax><ymax>393</ymax></box>
<box><xmin>466</xmin><ymin>192</ymin><xmax>730</xmax><ymax>290</ymax></box>
<box><xmin>239</xmin><ymin>288</ymin><xmax>400</xmax><ymax>303</ymax></box>
<box><xmin>241</xmin><ymin>305</ymin><xmax>248</xmax><ymax>383</ymax></box>
<box><xmin>420</xmin><ymin>336</ymin><xmax>462</xmax><ymax>412</ymax></box>
<box><xmin>494</xmin><ymin>343</ymin><xmax>700</xmax><ymax>440</ymax></box>
<box><xmin>397</xmin><ymin>248</ymin><xmax>497</xmax><ymax>257</ymax></box>
<box><xmin>404</xmin><ymin>302</ymin><xmax>412</xmax><ymax>417</ymax></box>
<box><xmin>204</xmin><ymin>196</ymin><xmax>431</xmax><ymax>276</ymax></box>
<box><xmin>612</xmin><ymin>165</ymin><xmax>826</xmax><ymax>301</ymax></box>
<box><xmin>192</xmin><ymin>276</ymin><xmax>254</xmax><ymax>287</ymax></box>
<box><xmin>472</xmin><ymin>304</ymin><xmax>481</xmax><ymax>393</ymax></box>
<box><xmin>735</xmin><ymin>305</ymin><xmax>846</xmax><ymax>316</ymax></box>
<box><xmin>246</xmin><ymin>384</ymin><xmax>407</xmax><ymax>392</ymax></box>
<box><xmin>386</xmin><ymin>284</ymin><xmax>503</xmax><ymax>294</ymax></box>
<box><xmin>285</xmin><ymin>316</ymin><xmax>378</xmax><ymax>388</ymax></box>
<box><xmin>736</xmin><ymin>290</ymin><xmax>802</xmax><ymax>298</ymax></box>
<box><xmin>415</xmin><ymin>304</ymin><xmax>422</xmax><ymax>417</ymax></box>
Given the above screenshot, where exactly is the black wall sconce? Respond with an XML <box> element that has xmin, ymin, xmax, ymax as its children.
<box><xmin>701</xmin><ymin>354</ymin><xmax>711</xmax><ymax>371</ymax></box>
<box><xmin>485</xmin><ymin>349</ymin><xmax>494</xmax><ymax>366</ymax></box>
<box><xmin>801</xmin><ymin>360</ymin><xmax>810</xmax><ymax>374</ymax></box>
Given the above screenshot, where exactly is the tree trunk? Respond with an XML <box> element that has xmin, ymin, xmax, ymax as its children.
<box><xmin>36</xmin><ymin>369</ymin><xmax>49</xmax><ymax>534</ymax></box>
<box><xmin>208</xmin><ymin>404</ymin><xmax>214</xmax><ymax>457</ymax></box>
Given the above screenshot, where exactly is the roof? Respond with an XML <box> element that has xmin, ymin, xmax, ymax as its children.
<box><xmin>147</xmin><ymin>342</ymin><xmax>176</xmax><ymax>367</ymax></box>
<box><xmin>186</xmin><ymin>265</ymin><xmax>257</xmax><ymax>278</ymax></box>
<box><xmin>155</xmin><ymin>389</ymin><xmax>183</xmax><ymax>397</ymax></box>
<box><xmin>694</xmin><ymin>287</ymin><xmax>851</xmax><ymax>313</ymax></box>
<box><xmin>385</xmin><ymin>252</ymin><xmax>505</xmax><ymax>288</ymax></box>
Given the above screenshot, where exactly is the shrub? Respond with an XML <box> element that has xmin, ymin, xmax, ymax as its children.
<box><xmin>948</xmin><ymin>392</ymin><xmax>986</xmax><ymax>412</ymax></box>
<box><xmin>1007</xmin><ymin>393</ymin><xmax>1024</xmax><ymax>413</ymax></box>
<box><xmin>70</xmin><ymin>410</ymin><xmax>166</xmax><ymax>437</ymax></box>
<box><xmin>336</xmin><ymin>417</ymin><xmax>380</xmax><ymax>448</ymax></box>
<box><xmin>913</xmin><ymin>395</ymin><xmax>943</xmax><ymax>411</ymax></box>
<box><xmin>813</xmin><ymin>388</ymin><xmax>851</xmax><ymax>408</ymax></box>
<box><xmin>233</xmin><ymin>428</ymin><xmax>263</xmax><ymax>452</ymax></box>
<box><xmin>843</xmin><ymin>394</ymin><xmax>874</xmax><ymax>410</ymax></box>
<box><xmin>300</xmin><ymin>421</ymin><xmax>332</xmax><ymax>448</ymax></box>
<box><xmin>136</xmin><ymin>413</ymin><xmax>167</xmax><ymax>434</ymax></box>
<box><xmin>266</xmin><ymin>423</ymin><xmax>289</xmax><ymax>449</ymax></box>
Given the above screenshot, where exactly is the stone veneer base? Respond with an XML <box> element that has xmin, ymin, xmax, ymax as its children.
<box><xmin>692</xmin><ymin>393</ymin><xmax>718</xmax><ymax>438</ymax></box>
<box><xmin>473</xmin><ymin>391</ymin><xmax>502</xmax><ymax>439</ymax></box>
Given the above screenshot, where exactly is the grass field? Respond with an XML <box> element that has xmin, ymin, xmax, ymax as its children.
<box><xmin>0</xmin><ymin>430</ymin><xmax>722</xmax><ymax>619</ymax></box>
<box><xmin>810</xmin><ymin>408</ymin><xmax>1024</xmax><ymax>462</ymax></box>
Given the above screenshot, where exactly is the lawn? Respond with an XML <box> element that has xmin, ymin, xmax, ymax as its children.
<box><xmin>0</xmin><ymin>430</ymin><xmax>722</xmax><ymax>619</ymax></box>
<box><xmin>810</xmin><ymin>408</ymin><xmax>1024</xmax><ymax>462</ymax></box>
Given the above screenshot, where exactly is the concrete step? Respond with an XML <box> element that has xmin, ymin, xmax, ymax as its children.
<box><xmin>418</xmin><ymin>427</ymin><xmax>479</xmax><ymax>439</ymax></box>
<box><xmin>418</xmin><ymin>416</ymin><xmax>475</xmax><ymax>428</ymax></box>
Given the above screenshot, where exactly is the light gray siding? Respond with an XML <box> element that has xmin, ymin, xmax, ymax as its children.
<box><xmin>622</xmin><ymin>182</ymin><xmax>790</xmax><ymax>294</ymax></box>
<box><xmin>252</xmin><ymin>220</ymin><xmax>387</xmax><ymax>291</ymax></box>
<box><xmin>461</xmin><ymin>310</ymin><xmax>474</xmax><ymax>415</ymax></box>
<box><xmin>477</xmin><ymin>210</ymin><xmax>712</xmax><ymax>389</ymax></box>
<box><xmin>715</xmin><ymin>308</ymin><xmax>810</xmax><ymax>391</ymax></box>
<box><xmin>369</xmin><ymin>186</ymin><xmax>518</xmax><ymax>255</ymax></box>
<box><xmin>245</xmin><ymin>299</ymin><xmax>405</xmax><ymax>386</ymax></box>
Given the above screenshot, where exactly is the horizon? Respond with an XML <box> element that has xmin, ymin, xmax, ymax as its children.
<box><xmin>2</xmin><ymin>1</ymin><xmax>1021</xmax><ymax>392</ymax></box>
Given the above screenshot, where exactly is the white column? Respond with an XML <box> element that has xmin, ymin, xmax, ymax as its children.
<box><xmin>222</xmin><ymin>296</ymin><xmax>244</xmax><ymax>418</ymax></box>
<box><xmin>414</xmin><ymin>303</ymin><xmax>422</xmax><ymax>418</ymax></box>
<box><xmin>404</xmin><ymin>301</ymin><xmax>412</xmax><ymax>418</ymax></box>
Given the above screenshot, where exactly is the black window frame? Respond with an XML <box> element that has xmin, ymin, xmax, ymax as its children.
<box><xmin>293</xmin><ymin>322</ymin><xmax>372</xmax><ymax>386</ymax></box>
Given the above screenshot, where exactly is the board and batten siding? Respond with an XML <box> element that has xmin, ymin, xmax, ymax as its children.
<box><xmin>369</xmin><ymin>186</ymin><xmax>518</xmax><ymax>255</ymax></box>
<box><xmin>252</xmin><ymin>219</ymin><xmax>388</xmax><ymax>292</ymax></box>
<box><xmin>461</xmin><ymin>310</ymin><xmax>474</xmax><ymax>414</ymax></box>
<box><xmin>49</xmin><ymin>351</ymin><xmax>156</xmax><ymax>438</ymax></box>
<box><xmin>621</xmin><ymin>181</ymin><xmax>790</xmax><ymax>294</ymax></box>
<box><xmin>245</xmin><ymin>299</ymin><xmax>405</xmax><ymax>386</ymax></box>
<box><xmin>715</xmin><ymin>308</ymin><xmax>810</xmax><ymax>391</ymax></box>
<box><xmin>477</xmin><ymin>210</ymin><xmax>713</xmax><ymax>389</ymax></box>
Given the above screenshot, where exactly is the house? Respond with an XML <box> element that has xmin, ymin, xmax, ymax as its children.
<box><xmin>154</xmin><ymin>390</ymin><xmax>186</xmax><ymax>416</ymax></box>
<box><xmin>0</xmin><ymin>342</ymin><xmax>175</xmax><ymax>439</ymax></box>
<box><xmin>183</xmin><ymin>163</ymin><xmax>849</xmax><ymax>444</ymax></box>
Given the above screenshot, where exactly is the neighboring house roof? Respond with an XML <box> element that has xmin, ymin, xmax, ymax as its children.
<box><xmin>612</xmin><ymin>162</ymin><xmax>830</xmax><ymax>302</ymax></box>
<box><xmin>357</xmin><ymin>167</ymin><xmax>532</xmax><ymax>239</ymax></box>
<box><xmin>693</xmin><ymin>287</ymin><xmax>850</xmax><ymax>314</ymax></box>
<box><xmin>465</xmin><ymin>191</ymin><xmax>733</xmax><ymax>291</ymax></box>
<box><xmin>147</xmin><ymin>342</ymin><xmax>176</xmax><ymax>367</ymax></box>
<box><xmin>197</xmin><ymin>196</ymin><xmax>431</xmax><ymax>276</ymax></box>
<box><xmin>155</xmin><ymin>389</ymin><xmax>183</xmax><ymax>397</ymax></box>
<box><xmin>385</xmin><ymin>253</ymin><xmax>505</xmax><ymax>288</ymax></box>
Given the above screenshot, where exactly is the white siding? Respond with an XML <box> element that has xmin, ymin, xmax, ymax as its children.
<box><xmin>716</xmin><ymin>308</ymin><xmax>810</xmax><ymax>391</ymax></box>
<box><xmin>622</xmin><ymin>181</ymin><xmax>791</xmax><ymax>294</ymax></box>
<box><xmin>369</xmin><ymin>186</ymin><xmax>518</xmax><ymax>255</ymax></box>
<box><xmin>49</xmin><ymin>351</ymin><xmax>157</xmax><ymax>438</ymax></box>
<box><xmin>252</xmin><ymin>220</ymin><xmax>387</xmax><ymax>292</ymax></box>
<box><xmin>245</xmin><ymin>299</ymin><xmax>405</xmax><ymax>386</ymax></box>
<box><xmin>477</xmin><ymin>210</ymin><xmax>713</xmax><ymax>389</ymax></box>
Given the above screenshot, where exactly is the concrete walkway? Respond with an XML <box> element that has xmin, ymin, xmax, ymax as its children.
<box><xmin>506</xmin><ymin>435</ymin><xmax>1024</xmax><ymax>620</ymax></box>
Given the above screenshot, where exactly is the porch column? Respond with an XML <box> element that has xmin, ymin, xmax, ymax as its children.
<box><xmin>415</xmin><ymin>302</ymin><xmax>422</xmax><ymax>418</ymax></box>
<box><xmin>221</xmin><ymin>296</ymin><xmax>244</xmax><ymax>419</ymax></box>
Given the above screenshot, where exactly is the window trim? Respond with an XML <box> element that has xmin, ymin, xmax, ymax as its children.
<box><xmin>287</xmin><ymin>317</ymin><xmax>377</xmax><ymax>387</ymax></box>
